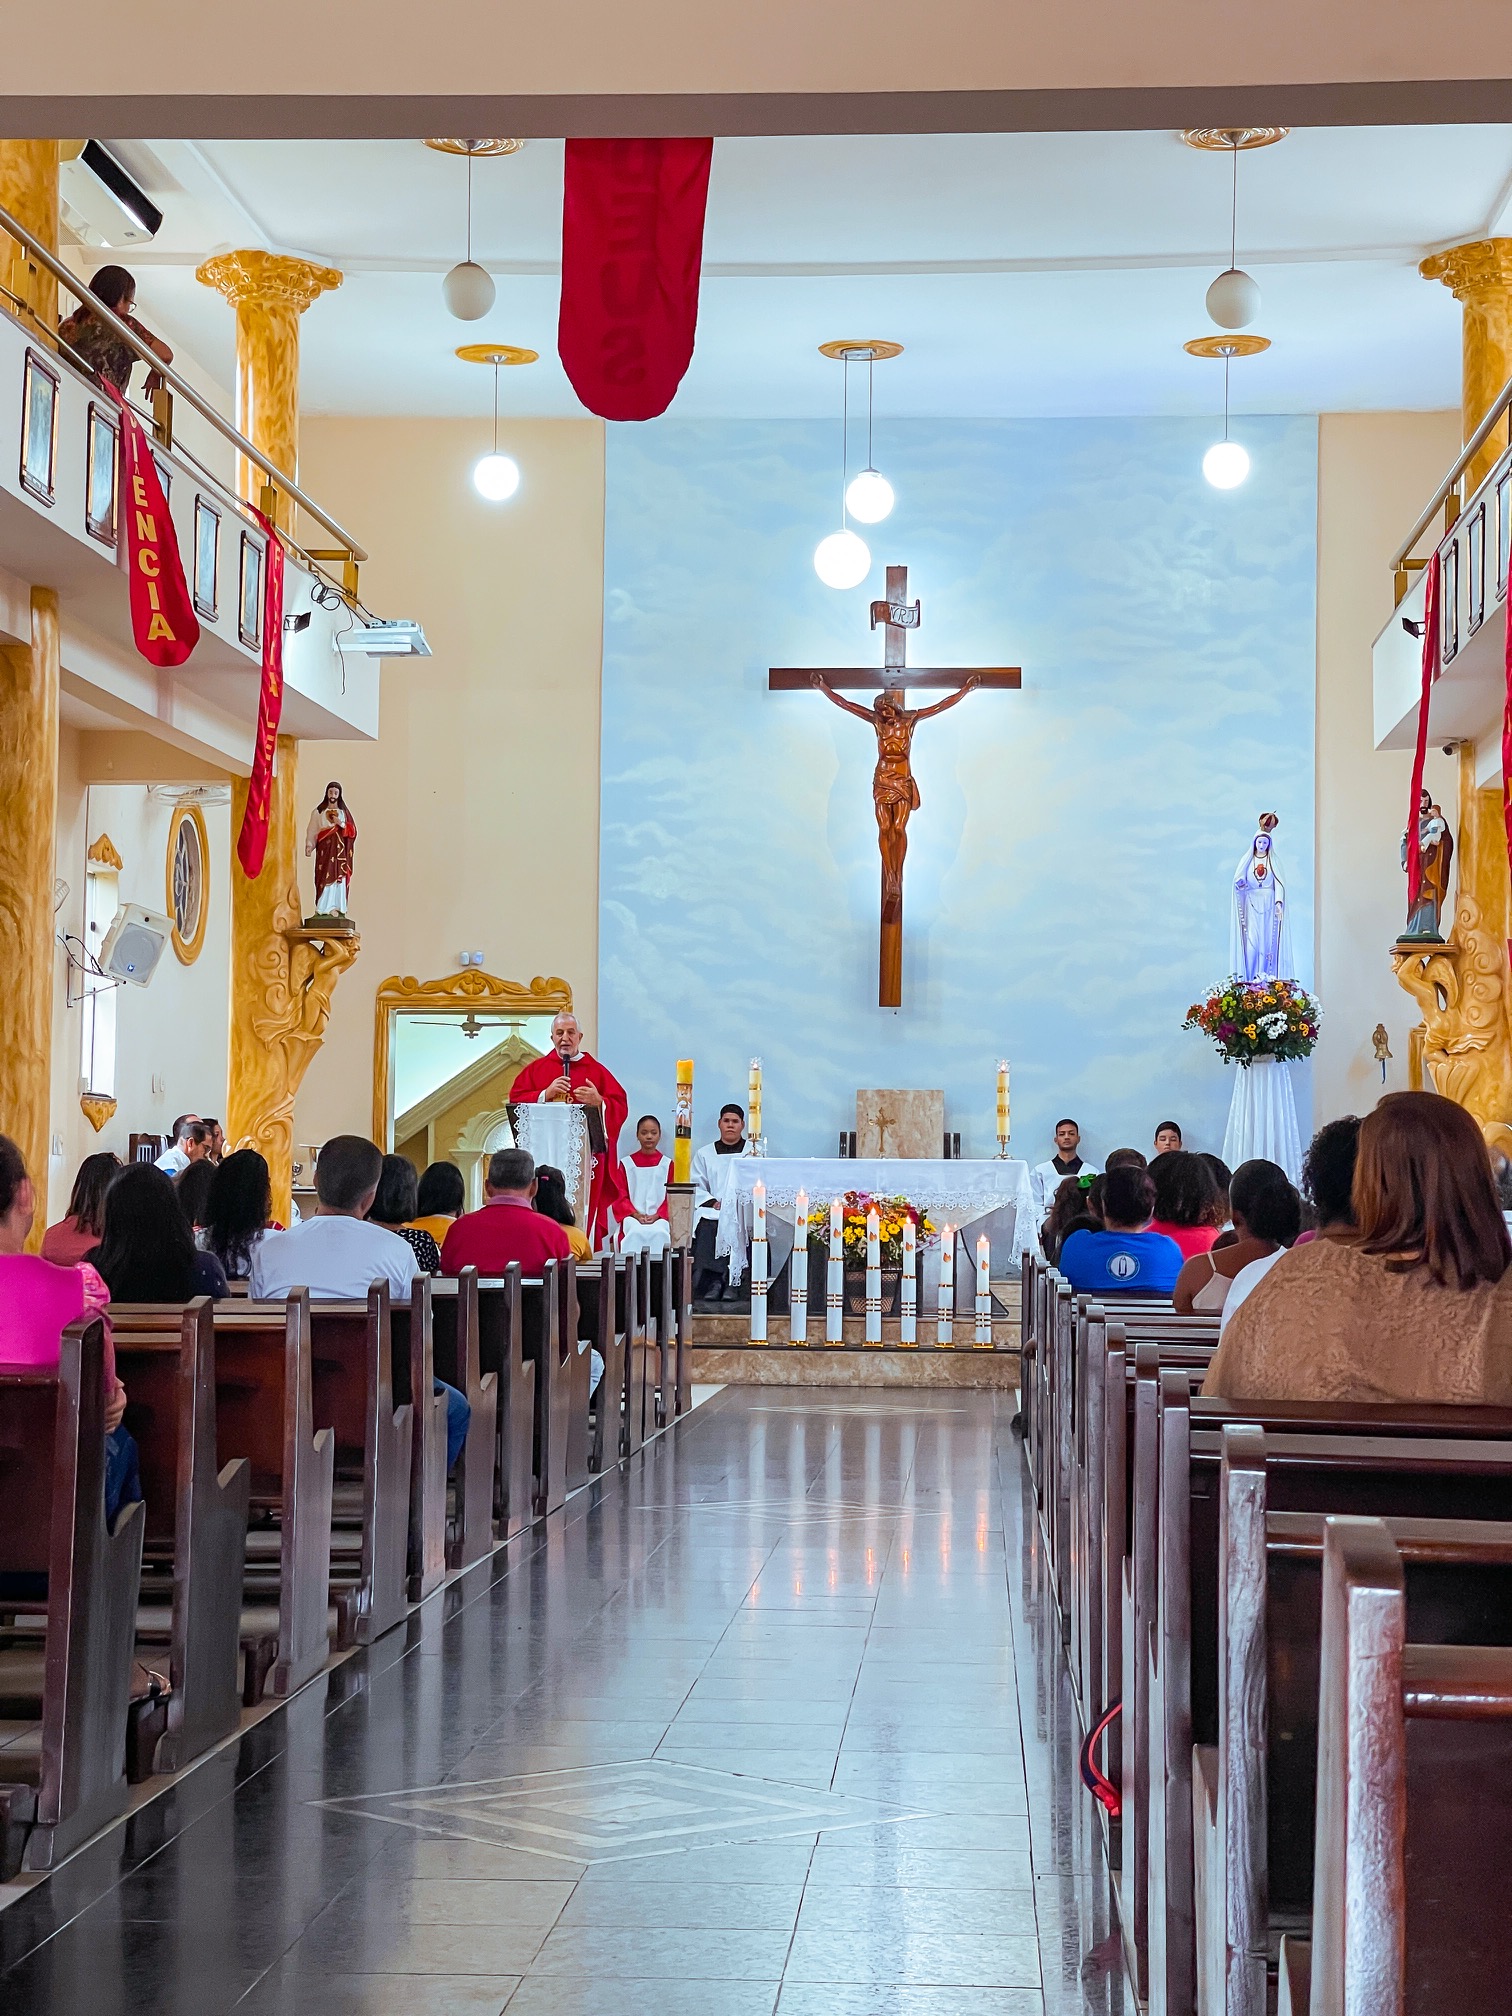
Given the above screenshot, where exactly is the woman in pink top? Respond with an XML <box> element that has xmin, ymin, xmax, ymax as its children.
<box><xmin>0</xmin><ymin>1135</ymin><xmax>138</xmax><ymax>1521</ymax></box>
<box><xmin>1149</xmin><ymin>1148</ymin><xmax>1224</xmax><ymax>1260</ymax></box>
<box><xmin>39</xmin><ymin>1149</ymin><xmax>121</xmax><ymax>1266</ymax></box>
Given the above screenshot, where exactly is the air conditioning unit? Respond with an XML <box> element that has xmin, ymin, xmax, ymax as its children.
<box><xmin>98</xmin><ymin>903</ymin><xmax>171</xmax><ymax>986</ymax></box>
<box><xmin>60</xmin><ymin>142</ymin><xmax>163</xmax><ymax>249</ymax></box>
<box><xmin>335</xmin><ymin>620</ymin><xmax>432</xmax><ymax>658</ymax></box>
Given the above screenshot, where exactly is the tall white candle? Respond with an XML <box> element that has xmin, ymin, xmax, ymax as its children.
<box><xmin>748</xmin><ymin>1056</ymin><xmax>763</xmax><ymax>1149</ymax></box>
<box><xmin>975</xmin><ymin>1232</ymin><xmax>992</xmax><ymax>1346</ymax></box>
<box><xmin>864</xmin><ymin>1205</ymin><xmax>882</xmax><ymax>1345</ymax></box>
<box><xmin>900</xmin><ymin>1215</ymin><xmax>917</xmax><ymax>1346</ymax></box>
<box><xmin>996</xmin><ymin>1058</ymin><xmax>1010</xmax><ymax>1152</ymax></box>
<box><xmin>826</xmin><ymin>1196</ymin><xmax>844</xmax><ymax>1344</ymax></box>
<box><xmin>790</xmin><ymin>1189</ymin><xmax>808</xmax><ymax>1344</ymax></box>
<box><xmin>750</xmin><ymin>1179</ymin><xmax>768</xmax><ymax>1342</ymax></box>
<box><xmin>937</xmin><ymin>1226</ymin><xmax>955</xmax><ymax>1345</ymax></box>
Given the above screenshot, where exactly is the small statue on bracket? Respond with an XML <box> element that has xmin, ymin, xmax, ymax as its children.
<box><xmin>304</xmin><ymin>780</ymin><xmax>357</xmax><ymax>924</ymax></box>
<box><xmin>1400</xmin><ymin>787</ymin><xmax>1452</xmax><ymax>942</ymax></box>
<box><xmin>1371</xmin><ymin>1023</ymin><xmax>1392</xmax><ymax>1084</ymax></box>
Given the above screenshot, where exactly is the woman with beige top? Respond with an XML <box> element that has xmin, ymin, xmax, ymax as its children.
<box><xmin>1203</xmin><ymin>1091</ymin><xmax>1512</xmax><ymax>1406</ymax></box>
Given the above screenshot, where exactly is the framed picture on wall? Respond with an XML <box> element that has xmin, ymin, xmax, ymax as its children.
<box><xmin>238</xmin><ymin>531</ymin><xmax>263</xmax><ymax>649</ymax></box>
<box><xmin>85</xmin><ymin>402</ymin><xmax>119</xmax><ymax>545</ymax></box>
<box><xmin>194</xmin><ymin>497</ymin><xmax>220</xmax><ymax>620</ymax></box>
<box><xmin>20</xmin><ymin>349</ymin><xmax>59</xmax><ymax>504</ymax></box>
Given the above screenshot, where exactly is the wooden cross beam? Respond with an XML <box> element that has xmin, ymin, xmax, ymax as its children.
<box><xmin>768</xmin><ymin>564</ymin><xmax>1021</xmax><ymax>1007</ymax></box>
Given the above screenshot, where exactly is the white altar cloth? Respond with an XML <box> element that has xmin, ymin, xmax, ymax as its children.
<box><xmin>716</xmin><ymin>1157</ymin><xmax>1036</xmax><ymax>1298</ymax></box>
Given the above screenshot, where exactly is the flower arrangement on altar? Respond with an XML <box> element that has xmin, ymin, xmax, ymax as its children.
<box><xmin>1183</xmin><ymin>976</ymin><xmax>1321</xmax><ymax>1066</ymax></box>
<box><xmin>806</xmin><ymin>1191</ymin><xmax>935</xmax><ymax>1268</ymax></box>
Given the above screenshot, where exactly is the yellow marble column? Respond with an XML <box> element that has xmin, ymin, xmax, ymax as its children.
<box><xmin>197</xmin><ymin>251</ymin><xmax>352</xmax><ymax>1225</ymax></box>
<box><xmin>1420</xmin><ymin>239</ymin><xmax>1512</xmax><ymax>493</ymax></box>
<box><xmin>0</xmin><ymin>140</ymin><xmax>59</xmax><ymax>335</ymax></box>
<box><xmin>0</xmin><ymin>590</ymin><xmax>60</xmax><ymax>1235</ymax></box>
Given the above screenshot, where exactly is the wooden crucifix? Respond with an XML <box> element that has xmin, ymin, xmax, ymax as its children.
<box><xmin>770</xmin><ymin>564</ymin><xmax>1020</xmax><ymax>1008</ymax></box>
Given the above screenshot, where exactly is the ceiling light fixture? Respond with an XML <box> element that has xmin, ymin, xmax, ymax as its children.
<box><xmin>1184</xmin><ymin>333</ymin><xmax>1270</xmax><ymax>489</ymax></box>
<box><xmin>440</xmin><ymin>142</ymin><xmax>498</xmax><ymax>322</ymax></box>
<box><xmin>814</xmin><ymin>340</ymin><xmax>903</xmax><ymax>589</ymax></box>
<box><xmin>1182</xmin><ymin>126</ymin><xmax>1288</xmax><ymax>332</ymax></box>
<box><xmin>457</xmin><ymin>342</ymin><xmax>538</xmax><ymax>502</ymax></box>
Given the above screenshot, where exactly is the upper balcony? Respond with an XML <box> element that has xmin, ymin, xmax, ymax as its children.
<box><xmin>0</xmin><ymin>204</ymin><xmax>395</xmax><ymax>774</ymax></box>
<box><xmin>1374</xmin><ymin>382</ymin><xmax>1512</xmax><ymax>790</ymax></box>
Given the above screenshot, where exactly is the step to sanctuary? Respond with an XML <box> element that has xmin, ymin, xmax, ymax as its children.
<box><xmin>690</xmin><ymin>1293</ymin><xmax>1021</xmax><ymax>1386</ymax></box>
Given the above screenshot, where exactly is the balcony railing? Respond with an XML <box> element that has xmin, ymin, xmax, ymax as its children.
<box><xmin>1391</xmin><ymin>372</ymin><xmax>1512</xmax><ymax>611</ymax></box>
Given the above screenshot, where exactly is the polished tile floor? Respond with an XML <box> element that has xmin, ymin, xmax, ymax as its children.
<box><xmin>0</xmin><ymin>1388</ymin><xmax>1125</xmax><ymax>2015</ymax></box>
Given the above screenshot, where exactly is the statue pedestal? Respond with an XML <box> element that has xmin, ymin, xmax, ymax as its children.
<box><xmin>1221</xmin><ymin>1057</ymin><xmax>1303</xmax><ymax>1183</ymax></box>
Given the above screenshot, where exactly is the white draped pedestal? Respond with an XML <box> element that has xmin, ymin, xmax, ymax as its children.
<box><xmin>716</xmin><ymin>1157</ymin><xmax>1035</xmax><ymax>1309</ymax></box>
<box><xmin>1221</xmin><ymin>1058</ymin><xmax>1303</xmax><ymax>1183</ymax></box>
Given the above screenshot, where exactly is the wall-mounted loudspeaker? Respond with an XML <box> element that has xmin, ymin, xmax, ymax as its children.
<box><xmin>98</xmin><ymin>903</ymin><xmax>171</xmax><ymax>986</ymax></box>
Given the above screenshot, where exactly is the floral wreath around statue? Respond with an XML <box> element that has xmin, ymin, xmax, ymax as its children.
<box><xmin>1183</xmin><ymin>977</ymin><xmax>1321</xmax><ymax>1067</ymax></box>
<box><xmin>805</xmin><ymin>1191</ymin><xmax>937</xmax><ymax>1268</ymax></box>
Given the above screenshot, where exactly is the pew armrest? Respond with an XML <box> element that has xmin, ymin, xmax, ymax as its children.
<box><xmin>1191</xmin><ymin>1745</ymin><xmax>1220</xmax><ymax>2016</ymax></box>
<box><xmin>1278</xmin><ymin>1936</ymin><xmax>1311</xmax><ymax>2016</ymax></box>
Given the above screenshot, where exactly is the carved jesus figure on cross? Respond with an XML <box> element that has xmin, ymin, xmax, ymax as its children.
<box><xmin>770</xmin><ymin>564</ymin><xmax>1020</xmax><ymax>1006</ymax></box>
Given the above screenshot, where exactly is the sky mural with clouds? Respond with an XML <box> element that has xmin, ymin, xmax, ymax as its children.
<box><xmin>599</xmin><ymin>415</ymin><xmax>1317</xmax><ymax>1168</ymax></box>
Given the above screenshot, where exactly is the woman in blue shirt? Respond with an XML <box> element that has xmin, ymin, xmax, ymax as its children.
<box><xmin>1058</xmin><ymin>1165</ymin><xmax>1183</xmax><ymax>1295</ymax></box>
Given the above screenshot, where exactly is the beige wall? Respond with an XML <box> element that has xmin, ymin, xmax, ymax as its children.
<box><xmin>292</xmin><ymin>416</ymin><xmax>605</xmax><ymax>1151</ymax></box>
<box><xmin>1313</xmin><ymin>410</ymin><xmax>1460</xmax><ymax>1125</ymax></box>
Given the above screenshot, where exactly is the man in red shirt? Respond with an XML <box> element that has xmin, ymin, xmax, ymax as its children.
<box><xmin>441</xmin><ymin>1149</ymin><xmax>574</xmax><ymax>1277</ymax></box>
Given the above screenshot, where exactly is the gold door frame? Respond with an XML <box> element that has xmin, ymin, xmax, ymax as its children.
<box><xmin>372</xmin><ymin>970</ymin><xmax>573</xmax><ymax>1148</ymax></box>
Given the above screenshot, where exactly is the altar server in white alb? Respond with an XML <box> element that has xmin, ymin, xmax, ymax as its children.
<box><xmin>619</xmin><ymin>1114</ymin><xmax>672</xmax><ymax>1257</ymax></box>
<box><xmin>1031</xmin><ymin>1117</ymin><xmax>1099</xmax><ymax>1221</ymax></box>
<box><xmin>691</xmin><ymin>1103</ymin><xmax>754</xmax><ymax>1300</ymax></box>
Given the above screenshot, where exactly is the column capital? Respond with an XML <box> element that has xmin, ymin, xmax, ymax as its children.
<box><xmin>1420</xmin><ymin>237</ymin><xmax>1512</xmax><ymax>302</ymax></box>
<box><xmin>196</xmin><ymin>249</ymin><xmax>342</xmax><ymax>314</ymax></box>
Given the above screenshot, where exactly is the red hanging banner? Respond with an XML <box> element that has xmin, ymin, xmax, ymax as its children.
<box><xmin>1404</xmin><ymin>549</ymin><xmax>1442</xmax><ymax>909</ymax></box>
<box><xmin>235</xmin><ymin>510</ymin><xmax>286</xmax><ymax>880</ymax></box>
<box><xmin>557</xmin><ymin>137</ymin><xmax>713</xmax><ymax>422</ymax></box>
<box><xmin>107</xmin><ymin>387</ymin><xmax>199</xmax><ymax>668</ymax></box>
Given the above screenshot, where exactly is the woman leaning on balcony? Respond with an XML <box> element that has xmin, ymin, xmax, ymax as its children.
<box><xmin>58</xmin><ymin>263</ymin><xmax>174</xmax><ymax>396</ymax></box>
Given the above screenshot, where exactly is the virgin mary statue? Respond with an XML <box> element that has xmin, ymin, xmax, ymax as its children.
<box><xmin>1230</xmin><ymin>813</ymin><xmax>1293</xmax><ymax>984</ymax></box>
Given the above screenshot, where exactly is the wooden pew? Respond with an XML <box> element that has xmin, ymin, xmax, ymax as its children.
<box><xmin>112</xmin><ymin>1297</ymin><xmax>251</xmax><ymax>1772</ymax></box>
<box><xmin>466</xmin><ymin>1267</ymin><xmax>533</xmax><ymax>1540</ymax></box>
<box><xmin>1196</xmin><ymin>1426</ymin><xmax>1512</xmax><ymax>2016</ymax></box>
<box><xmin>586</xmin><ymin>1255</ymin><xmax>626</xmax><ymax>1475</ymax></box>
<box><xmin>674</xmin><ymin>1244</ymin><xmax>693</xmax><ymax>1417</ymax></box>
<box><xmin>560</xmin><ymin>1257</ymin><xmax>592</xmax><ymax>1493</ymax></box>
<box><xmin>1142</xmin><ymin>1377</ymin><xmax>1512</xmax><ymax>2016</ymax></box>
<box><xmin>0</xmin><ymin>1322</ymin><xmax>144</xmax><ymax>1876</ymax></box>
<box><xmin>520</xmin><ymin>1260</ymin><xmax>568</xmax><ymax>1517</ymax></box>
<box><xmin>429</xmin><ymin>1268</ymin><xmax>498</xmax><ymax>1567</ymax></box>
<box><xmin>1299</xmin><ymin>1517</ymin><xmax>1512</xmax><ymax>2016</ymax></box>
<box><xmin>621</xmin><ymin>1253</ymin><xmax>648</xmax><ymax>1462</ymax></box>
<box><xmin>654</xmin><ymin>1250</ymin><xmax>677</xmax><ymax>1432</ymax></box>
<box><xmin>386</xmin><ymin>1278</ymin><xmax>450</xmax><ymax>1602</ymax></box>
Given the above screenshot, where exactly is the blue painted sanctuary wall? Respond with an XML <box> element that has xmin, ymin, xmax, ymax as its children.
<box><xmin>599</xmin><ymin>417</ymin><xmax>1317</xmax><ymax>1168</ymax></box>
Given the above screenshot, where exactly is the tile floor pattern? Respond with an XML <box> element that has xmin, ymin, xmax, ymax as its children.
<box><xmin>0</xmin><ymin>1389</ymin><xmax>1126</xmax><ymax>2016</ymax></box>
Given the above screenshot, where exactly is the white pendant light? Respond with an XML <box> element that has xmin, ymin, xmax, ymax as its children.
<box><xmin>842</xmin><ymin>348</ymin><xmax>895</xmax><ymax>523</ymax></box>
<box><xmin>457</xmin><ymin>343</ymin><xmax>537</xmax><ymax>503</ymax></box>
<box><xmin>444</xmin><ymin>148</ymin><xmax>496</xmax><ymax>322</ymax></box>
<box><xmin>1205</xmin><ymin>138</ymin><xmax>1260</xmax><ymax>330</ymax></box>
<box><xmin>814</xmin><ymin>528</ymin><xmax>872</xmax><ymax>589</ymax></box>
<box><xmin>473</xmin><ymin>450</ymin><xmax>520</xmax><ymax>501</ymax></box>
<box><xmin>1203</xmin><ymin>348</ymin><xmax>1250</xmax><ymax>490</ymax></box>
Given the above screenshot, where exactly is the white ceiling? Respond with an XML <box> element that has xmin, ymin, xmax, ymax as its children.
<box><xmin>95</xmin><ymin>127</ymin><xmax>1512</xmax><ymax>422</ymax></box>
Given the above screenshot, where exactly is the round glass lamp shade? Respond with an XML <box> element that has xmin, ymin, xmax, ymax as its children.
<box><xmin>844</xmin><ymin>467</ymin><xmax>895</xmax><ymax>524</ymax></box>
<box><xmin>443</xmin><ymin>259</ymin><xmax>496</xmax><ymax>321</ymax></box>
<box><xmin>813</xmin><ymin>528</ymin><xmax>872</xmax><ymax>589</ymax></box>
<box><xmin>1202</xmin><ymin>439</ymin><xmax>1251</xmax><ymax>489</ymax></box>
<box><xmin>1205</xmin><ymin>266</ymin><xmax>1260</xmax><ymax>330</ymax></box>
<box><xmin>473</xmin><ymin>452</ymin><xmax>521</xmax><ymax>501</ymax></box>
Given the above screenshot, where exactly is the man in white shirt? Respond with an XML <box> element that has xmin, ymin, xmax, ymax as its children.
<box><xmin>252</xmin><ymin>1135</ymin><xmax>470</xmax><ymax>1467</ymax></box>
<box><xmin>1031</xmin><ymin>1118</ymin><xmax>1100</xmax><ymax>1221</ymax></box>
<box><xmin>690</xmin><ymin>1104</ymin><xmax>753</xmax><ymax>1302</ymax></box>
<box><xmin>156</xmin><ymin>1114</ymin><xmax>210</xmax><ymax>1177</ymax></box>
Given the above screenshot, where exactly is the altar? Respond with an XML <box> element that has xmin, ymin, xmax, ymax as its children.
<box><xmin>716</xmin><ymin>1156</ymin><xmax>1035</xmax><ymax>1309</ymax></box>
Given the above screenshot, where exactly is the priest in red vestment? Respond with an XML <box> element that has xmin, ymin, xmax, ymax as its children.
<box><xmin>508</xmin><ymin>1012</ymin><xmax>628</xmax><ymax>1246</ymax></box>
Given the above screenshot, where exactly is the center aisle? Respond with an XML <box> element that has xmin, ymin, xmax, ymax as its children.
<box><xmin>0</xmin><ymin>1390</ymin><xmax>1125</xmax><ymax>2016</ymax></box>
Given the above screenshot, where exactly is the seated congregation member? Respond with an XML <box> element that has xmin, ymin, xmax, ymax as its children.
<box><xmin>1058</xmin><ymin>1164</ymin><xmax>1183</xmax><ymax>1295</ymax></box>
<box><xmin>155</xmin><ymin>1114</ymin><xmax>209</xmax><ymax>1176</ymax></box>
<box><xmin>174</xmin><ymin>1156</ymin><xmax>217</xmax><ymax>1237</ymax></box>
<box><xmin>202</xmin><ymin>1150</ymin><xmax>274</xmax><ymax>1281</ymax></box>
<box><xmin>252</xmin><ymin>1137</ymin><xmax>469</xmax><ymax>1469</ymax></box>
<box><xmin>1173</xmin><ymin>1159</ymin><xmax>1299</xmax><ymax>1315</ymax></box>
<box><xmin>1153</xmin><ymin>1119</ymin><xmax>1183</xmax><ymax>1156</ymax></box>
<box><xmin>440</xmin><ymin>1148</ymin><xmax>573</xmax><ymax>1277</ymax></box>
<box><xmin>1040</xmin><ymin>1174</ymin><xmax>1097</xmax><ymax>1264</ymax></box>
<box><xmin>410</xmin><ymin>1161</ymin><xmax>465</xmax><ymax>1250</ymax></box>
<box><xmin>619</xmin><ymin>1115</ymin><xmax>672</xmax><ymax>1256</ymax></box>
<box><xmin>202</xmin><ymin>1119</ymin><xmax>225</xmax><ymax>1164</ymax></box>
<box><xmin>1031</xmin><ymin>1118</ymin><xmax>1099</xmax><ymax>1219</ymax></box>
<box><xmin>91</xmin><ymin>1164</ymin><xmax>228</xmax><ymax>1302</ymax></box>
<box><xmin>0</xmin><ymin>1135</ymin><xmax>139</xmax><ymax>1521</ymax></box>
<box><xmin>1203</xmin><ymin>1091</ymin><xmax>1512</xmax><ymax>1405</ymax></box>
<box><xmin>1198</xmin><ymin>1153</ymin><xmax>1233</xmax><ymax>1233</ymax></box>
<box><xmin>534</xmin><ymin>1165</ymin><xmax>594</xmax><ymax>1263</ymax></box>
<box><xmin>1104</xmin><ymin>1146</ymin><xmax>1148</xmax><ymax>1173</ymax></box>
<box><xmin>1221</xmin><ymin>1115</ymin><xmax>1361</xmax><ymax>1333</ymax></box>
<box><xmin>1149</xmin><ymin>1148</ymin><xmax>1223</xmax><ymax>1258</ymax></box>
<box><xmin>690</xmin><ymin>1104</ymin><xmax>751</xmax><ymax>1301</ymax></box>
<box><xmin>369</xmin><ymin>1155</ymin><xmax>441</xmax><ymax>1272</ymax></box>
<box><xmin>41</xmin><ymin>1150</ymin><xmax>120</xmax><ymax>1266</ymax></box>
